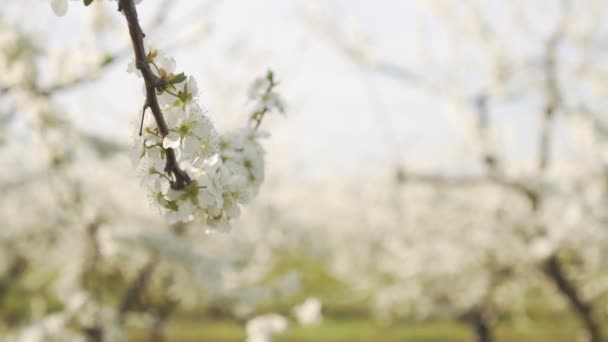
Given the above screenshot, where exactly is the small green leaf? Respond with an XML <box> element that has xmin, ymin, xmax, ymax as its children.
<box><xmin>100</xmin><ymin>54</ymin><xmax>115</xmax><ymax>67</ymax></box>
<box><xmin>170</xmin><ymin>72</ymin><xmax>187</xmax><ymax>84</ymax></box>
<box><xmin>84</xmin><ymin>0</ymin><xmax>94</xmax><ymax>6</ymax></box>
<box><xmin>266</xmin><ymin>70</ymin><xmax>275</xmax><ymax>83</ymax></box>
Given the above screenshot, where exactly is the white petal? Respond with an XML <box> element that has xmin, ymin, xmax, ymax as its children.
<box><xmin>158</xmin><ymin>56</ymin><xmax>176</xmax><ymax>73</ymax></box>
<box><xmin>182</xmin><ymin>136</ymin><xmax>200</xmax><ymax>155</ymax></box>
<box><xmin>126</xmin><ymin>59</ymin><xmax>141</xmax><ymax>77</ymax></box>
<box><xmin>162</xmin><ymin>133</ymin><xmax>181</xmax><ymax>149</ymax></box>
<box><xmin>51</xmin><ymin>0</ymin><xmax>68</xmax><ymax>16</ymax></box>
<box><xmin>188</xmin><ymin>76</ymin><xmax>199</xmax><ymax>96</ymax></box>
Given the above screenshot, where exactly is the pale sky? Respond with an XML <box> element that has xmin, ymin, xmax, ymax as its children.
<box><xmin>4</xmin><ymin>0</ymin><xmax>560</xmax><ymax>182</ymax></box>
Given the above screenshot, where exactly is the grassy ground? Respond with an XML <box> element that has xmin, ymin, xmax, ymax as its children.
<box><xmin>128</xmin><ymin>315</ymin><xmax>585</xmax><ymax>342</ymax></box>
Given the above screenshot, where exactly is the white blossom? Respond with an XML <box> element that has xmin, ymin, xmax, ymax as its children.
<box><xmin>292</xmin><ymin>297</ymin><xmax>322</xmax><ymax>326</ymax></box>
<box><xmin>50</xmin><ymin>0</ymin><xmax>68</xmax><ymax>16</ymax></box>
<box><xmin>246</xmin><ymin>313</ymin><xmax>288</xmax><ymax>342</ymax></box>
<box><xmin>129</xmin><ymin>49</ymin><xmax>272</xmax><ymax>230</ymax></box>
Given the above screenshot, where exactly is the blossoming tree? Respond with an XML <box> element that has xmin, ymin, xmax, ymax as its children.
<box><xmin>298</xmin><ymin>0</ymin><xmax>608</xmax><ymax>341</ymax></box>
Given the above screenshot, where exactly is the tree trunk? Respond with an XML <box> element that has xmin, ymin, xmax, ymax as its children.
<box><xmin>542</xmin><ymin>254</ymin><xmax>603</xmax><ymax>342</ymax></box>
<box><xmin>149</xmin><ymin>315</ymin><xmax>166</xmax><ymax>342</ymax></box>
<box><xmin>468</xmin><ymin>307</ymin><xmax>494</xmax><ymax>342</ymax></box>
<box><xmin>83</xmin><ymin>327</ymin><xmax>103</xmax><ymax>342</ymax></box>
<box><xmin>118</xmin><ymin>255</ymin><xmax>159</xmax><ymax>322</ymax></box>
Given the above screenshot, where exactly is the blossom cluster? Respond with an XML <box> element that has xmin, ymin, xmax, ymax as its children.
<box><xmin>246</xmin><ymin>313</ymin><xmax>288</xmax><ymax>342</ymax></box>
<box><xmin>129</xmin><ymin>49</ymin><xmax>281</xmax><ymax>231</ymax></box>
<box><xmin>292</xmin><ymin>297</ymin><xmax>323</xmax><ymax>326</ymax></box>
<box><xmin>50</xmin><ymin>0</ymin><xmax>283</xmax><ymax>232</ymax></box>
<box><xmin>248</xmin><ymin>70</ymin><xmax>285</xmax><ymax>129</ymax></box>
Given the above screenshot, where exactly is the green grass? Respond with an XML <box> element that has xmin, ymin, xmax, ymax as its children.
<box><xmin>127</xmin><ymin>314</ymin><xmax>589</xmax><ymax>342</ymax></box>
<box><xmin>278</xmin><ymin>319</ymin><xmax>468</xmax><ymax>342</ymax></box>
<box><xmin>126</xmin><ymin>259</ymin><xmax>594</xmax><ymax>342</ymax></box>
<box><xmin>129</xmin><ymin>319</ymin><xmax>244</xmax><ymax>342</ymax></box>
<box><xmin>3</xmin><ymin>256</ymin><xmax>603</xmax><ymax>341</ymax></box>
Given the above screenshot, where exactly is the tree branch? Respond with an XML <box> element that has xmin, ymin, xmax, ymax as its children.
<box><xmin>118</xmin><ymin>254</ymin><xmax>159</xmax><ymax>322</ymax></box>
<box><xmin>474</xmin><ymin>94</ymin><xmax>499</xmax><ymax>172</ymax></box>
<box><xmin>118</xmin><ymin>0</ymin><xmax>191</xmax><ymax>189</ymax></box>
<box><xmin>542</xmin><ymin>254</ymin><xmax>604</xmax><ymax>342</ymax></box>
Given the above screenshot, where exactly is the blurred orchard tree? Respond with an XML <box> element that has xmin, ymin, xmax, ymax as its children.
<box><xmin>296</xmin><ymin>0</ymin><xmax>608</xmax><ymax>341</ymax></box>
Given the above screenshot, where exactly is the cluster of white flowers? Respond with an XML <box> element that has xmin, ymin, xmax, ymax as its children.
<box><xmin>246</xmin><ymin>313</ymin><xmax>288</xmax><ymax>342</ymax></box>
<box><xmin>129</xmin><ymin>49</ymin><xmax>280</xmax><ymax>231</ymax></box>
<box><xmin>248</xmin><ymin>73</ymin><xmax>284</xmax><ymax>118</ymax></box>
<box><xmin>0</xmin><ymin>22</ymin><xmax>36</xmax><ymax>88</ymax></box>
<box><xmin>48</xmin><ymin>0</ymin><xmax>282</xmax><ymax>232</ymax></box>
<box><xmin>292</xmin><ymin>297</ymin><xmax>322</xmax><ymax>326</ymax></box>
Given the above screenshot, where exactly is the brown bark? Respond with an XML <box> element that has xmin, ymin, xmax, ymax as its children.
<box><xmin>118</xmin><ymin>0</ymin><xmax>191</xmax><ymax>189</ymax></box>
<box><xmin>542</xmin><ymin>255</ymin><xmax>604</xmax><ymax>342</ymax></box>
<box><xmin>469</xmin><ymin>307</ymin><xmax>494</xmax><ymax>342</ymax></box>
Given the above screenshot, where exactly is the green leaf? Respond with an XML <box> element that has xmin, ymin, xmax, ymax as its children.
<box><xmin>266</xmin><ymin>70</ymin><xmax>275</xmax><ymax>83</ymax></box>
<box><xmin>100</xmin><ymin>54</ymin><xmax>115</xmax><ymax>67</ymax></box>
<box><xmin>84</xmin><ymin>0</ymin><xmax>94</xmax><ymax>6</ymax></box>
<box><xmin>170</xmin><ymin>72</ymin><xmax>187</xmax><ymax>84</ymax></box>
